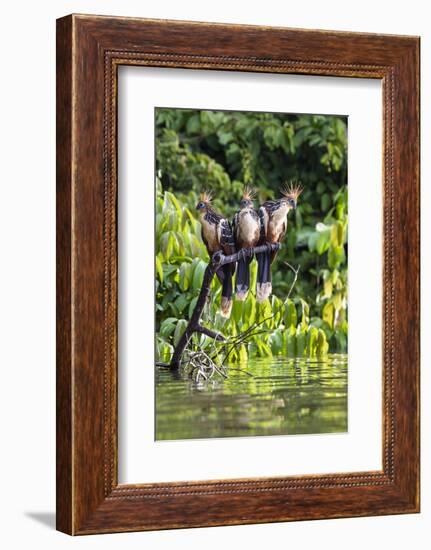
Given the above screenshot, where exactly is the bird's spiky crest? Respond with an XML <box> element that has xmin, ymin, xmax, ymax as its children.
<box><xmin>242</xmin><ymin>185</ymin><xmax>256</xmax><ymax>201</ymax></box>
<box><xmin>282</xmin><ymin>182</ymin><xmax>303</xmax><ymax>201</ymax></box>
<box><xmin>200</xmin><ymin>190</ymin><xmax>213</xmax><ymax>204</ymax></box>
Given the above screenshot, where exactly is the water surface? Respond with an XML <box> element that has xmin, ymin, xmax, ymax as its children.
<box><xmin>155</xmin><ymin>354</ymin><xmax>347</xmax><ymax>440</ymax></box>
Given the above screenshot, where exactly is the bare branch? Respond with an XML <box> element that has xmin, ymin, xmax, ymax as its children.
<box><xmin>212</xmin><ymin>242</ymin><xmax>280</xmax><ymax>268</ymax></box>
<box><xmin>284</xmin><ymin>262</ymin><xmax>301</xmax><ymax>299</ymax></box>
<box><xmin>195</xmin><ymin>324</ymin><xmax>227</xmax><ymax>341</ymax></box>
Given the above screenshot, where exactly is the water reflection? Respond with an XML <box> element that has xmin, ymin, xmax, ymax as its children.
<box><xmin>155</xmin><ymin>354</ymin><xmax>347</xmax><ymax>440</ymax></box>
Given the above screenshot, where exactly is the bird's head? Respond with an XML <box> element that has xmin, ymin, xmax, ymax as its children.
<box><xmin>281</xmin><ymin>182</ymin><xmax>303</xmax><ymax>211</ymax></box>
<box><xmin>239</xmin><ymin>186</ymin><xmax>256</xmax><ymax>209</ymax></box>
<box><xmin>196</xmin><ymin>191</ymin><xmax>213</xmax><ymax>212</ymax></box>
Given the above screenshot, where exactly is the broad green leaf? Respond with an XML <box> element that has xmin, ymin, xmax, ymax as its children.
<box><xmin>323</xmin><ymin>278</ymin><xmax>333</xmax><ymax>298</ymax></box>
<box><xmin>179</xmin><ymin>262</ymin><xmax>190</xmax><ymax>291</ymax></box>
<box><xmin>334</xmin><ymin>330</ymin><xmax>347</xmax><ymax>352</ymax></box>
<box><xmin>166</xmin><ymin>191</ymin><xmax>182</xmax><ymax>217</ymax></box>
<box><xmin>244</xmin><ymin>295</ymin><xmax>256</xmax><ymax>326</ymax></box>
<box><xmin>322</xmin><ymin>302</ymin><xmax>334</xmax><ymax>328</ymax></box>
<box><xmin>257</xmin><ymin>299</ymin><xmax>272</xmax><ymax>323</ymax></box>
<box><xmin>232</xmin><ymin>298</ymin><xmax>244</xmax><ymax>325</ymax></box>
<box><xmin>316</xmin><ymin>231</ymin><xmax>330</xmax><ymax>255</ymax></box>
<box><xmin>283</xmin><ymin>299</ymin><xmax>297</xmax><ymax>328</ymax></box>
<box><xmin>295</xmin><ymin>327</ymin><xmax>306</xmax><ymax>357</ymax></box>
<box><xmin>188</xmin><ymin>296</ymin><xmax>198</xmax><ymax>319</ymax></box>
<box><xmin>174</xmin><ymin>294</ymin><xmax>189</xmax><ymax>313</ymax></box>
<box><xmin>330</xmin><ymin>223</ymin><xmax>339</xmax><ymax>246</ymax></box>
<box><xmin>317</xmin><ymin>329</ymin><xmax>329</xmax><ymax>356</ymax></box>
<box><xmin>238</xmin><ymin>344</ymin><xmax>248</xmax><ymax>363</ymax></box>
<box><xmin>186</xmin><ymin>114</ymin><xmax>201</xmax><ymax>134</ymax></box>
<box><xmin>159</xmin><ymin>341</ymin><xmax>173</xmax><ymax>363</ymax></box>
<box><xmin>165</xmin><ymin>233</ymin><xmax>175</xmax><ymax>259</ymax></box>
<box><xmin>159</xmin><ymin>318</ymin><xmax>177</xmax><ymax>338</ymax></box>
<box><xmin>250</xmin><ymin>261</ymin><xmax>258</xmax><ymax>291</ymax></box>
<box><xmin>308</xmin><ymin>232</ymin><xmax>318</xmax><ymax>252</ymax></box>
<box><xmin>270</xmin><ymin>330</ymin><xmax>284</xmax><ymax>355</ymax></box>
<box><xmin>299</xmin><ymin>298</ymin><xmax>310</xmax><ymax>327</ymax></box>
<box><xmin>155</xmin><ymin>256</ymin><xmax>163</xmax><ymax>283</ymax></box>
<box><xmin>328</xmin><ymin>245</ymin><xmax>345</xmax><ymax>269</ymax></box>
<box><xmin>333</xmin><ymin>292</ymin><xmax>343</xmax><ymax>311</ymax></box>
<box><xmin>173</xmin><ymin>319</ymin><xmax>188</xmax><ymax>347</ymax></box>
<box><xmin>192</xmin><ymin>259</ymin><xmax>207</xmax><ymax>289</ymax></box>
<box><xmin>307</xmin><ymin>326</ymin><xmax>319</xmax><ymax>357</ymax></box>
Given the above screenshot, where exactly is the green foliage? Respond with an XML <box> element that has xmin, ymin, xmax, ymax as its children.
<box><xmin>156</xmin><ymin>186</ymin><xmax>340</xmax><ymax>362</ymax></box>
<box><xmin>155</xmin><ymin>108</ymin><xmax>348</xmax><ymax>359</ymax></box>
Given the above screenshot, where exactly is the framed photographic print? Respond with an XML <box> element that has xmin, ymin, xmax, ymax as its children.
<box><xmin>56</xmin><ymin>14</ymin><xmax>420</xmax><ymax>534</ymax></box>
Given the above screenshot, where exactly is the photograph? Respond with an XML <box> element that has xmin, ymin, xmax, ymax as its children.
<box><xmin>0</xmin><ymin>1</ymin><xmax>423</xmax><ymax>544</ymax></box>
<box><xmin>154</xmin><ymin>107</ymin><xmax>348</xmax><ymax>440</ymax></box>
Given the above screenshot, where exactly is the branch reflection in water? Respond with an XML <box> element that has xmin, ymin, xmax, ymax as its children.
<box><xmin>155</xmin><ymin>354</ymin><xmax>347</xmax><ymax>440</ymax></box>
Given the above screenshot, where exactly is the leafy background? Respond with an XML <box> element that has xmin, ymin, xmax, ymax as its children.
<box><xmin>155</xmin><ymin>108</ymin><xmax>348</xmax><ymax>363</ymax></box>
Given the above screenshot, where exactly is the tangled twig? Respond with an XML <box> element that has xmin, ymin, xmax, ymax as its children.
<box><xmin>182</xmin><ymin>341</ymin><xmax>228</xmax><ymax>383</ymax></box>
<box><xmin>284</xmin><ymin>262</ymin><xmax>301</xmax><ymax>299</ymax></box>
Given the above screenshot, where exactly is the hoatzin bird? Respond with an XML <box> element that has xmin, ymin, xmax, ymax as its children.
<box><xmin>256</xmin><ymin>183</ymin><xmax>303</xmax><ymax>302</ymax></box>
<box><xmin>233</xmin><ymin>186</ymin><xmax>260</xmax><ymax>301</ymax></box>
<box><xmin>196</xmin><ymin>191</ymin><xmax>236</xmax><ymax>317</ymax></box>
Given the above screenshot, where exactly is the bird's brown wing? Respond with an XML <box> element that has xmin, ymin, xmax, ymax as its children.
<box><xmin>219</xmin><ymin>218</ymin><xmax>236</xmax><ymax>274</ymax></box>
<box><xmin>218</xmin><ymin>219</ymin><xmax>235</xmax><ymax>254</ymax></box>
<box><xmin>257</xmin><ymin>204</ymin><xmax>270</xmax><ymax>245</ymax></box>
<box><xmin>205</xmin><ymin>207</ymin><xmax>224</xmax><ymax>225</ymax></box>
<box><xmin>262</xmin><ymin>200</ymin><xmax>279</xmax><ymax>216</ymax></box>
<box><xmin>232</xmin><ymin>212</ymin><xmax>239</xmax><ymax>242</ymax></box>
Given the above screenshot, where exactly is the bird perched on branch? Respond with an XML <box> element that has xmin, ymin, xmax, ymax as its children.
<box><xmin>196</xmin><ymin>191</ymin><xmax>236</xmax><ymax>317</ymax></box>
<box><xmin>233</xmin><ymin>186</ymin><xmax>260</xmax><ymax>301</ymax></box>
<box><xmin>256</xmin><ymin>183</ymin><xmax>303</xmax><ymax>302</ymax></box>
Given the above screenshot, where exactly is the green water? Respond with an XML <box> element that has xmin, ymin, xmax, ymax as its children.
<box><xmin>155</xmin><ymin>354</ymin><xmax>347</xmax><ymax>441</ymax></box>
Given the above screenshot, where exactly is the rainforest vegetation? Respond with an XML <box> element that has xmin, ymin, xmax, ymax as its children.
<box><xmin>155</xmin><ymin>108</ymin><xmax>348</xmax><ymax>363</ymax></box>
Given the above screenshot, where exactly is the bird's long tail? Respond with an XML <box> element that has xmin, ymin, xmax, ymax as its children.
<box><xmin>256</xmin><ymin>250</ymin><xmax>272</xmax><ymax>302</ymax></box>
<box><xmin>235</xmin><ymin>256</ymin><xmax>252</xmax><ymax>301</ymax></box>
<box><xmin>220</xmin><ymin>264</ymin><xmax>233</xmax><ymax>317</ymax></box>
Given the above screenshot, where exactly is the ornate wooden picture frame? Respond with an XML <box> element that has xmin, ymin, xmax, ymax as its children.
<box><xmin>56</xmin><ymin>14</ymin><xmax>420</xmax><ymax>535</ymax></box>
